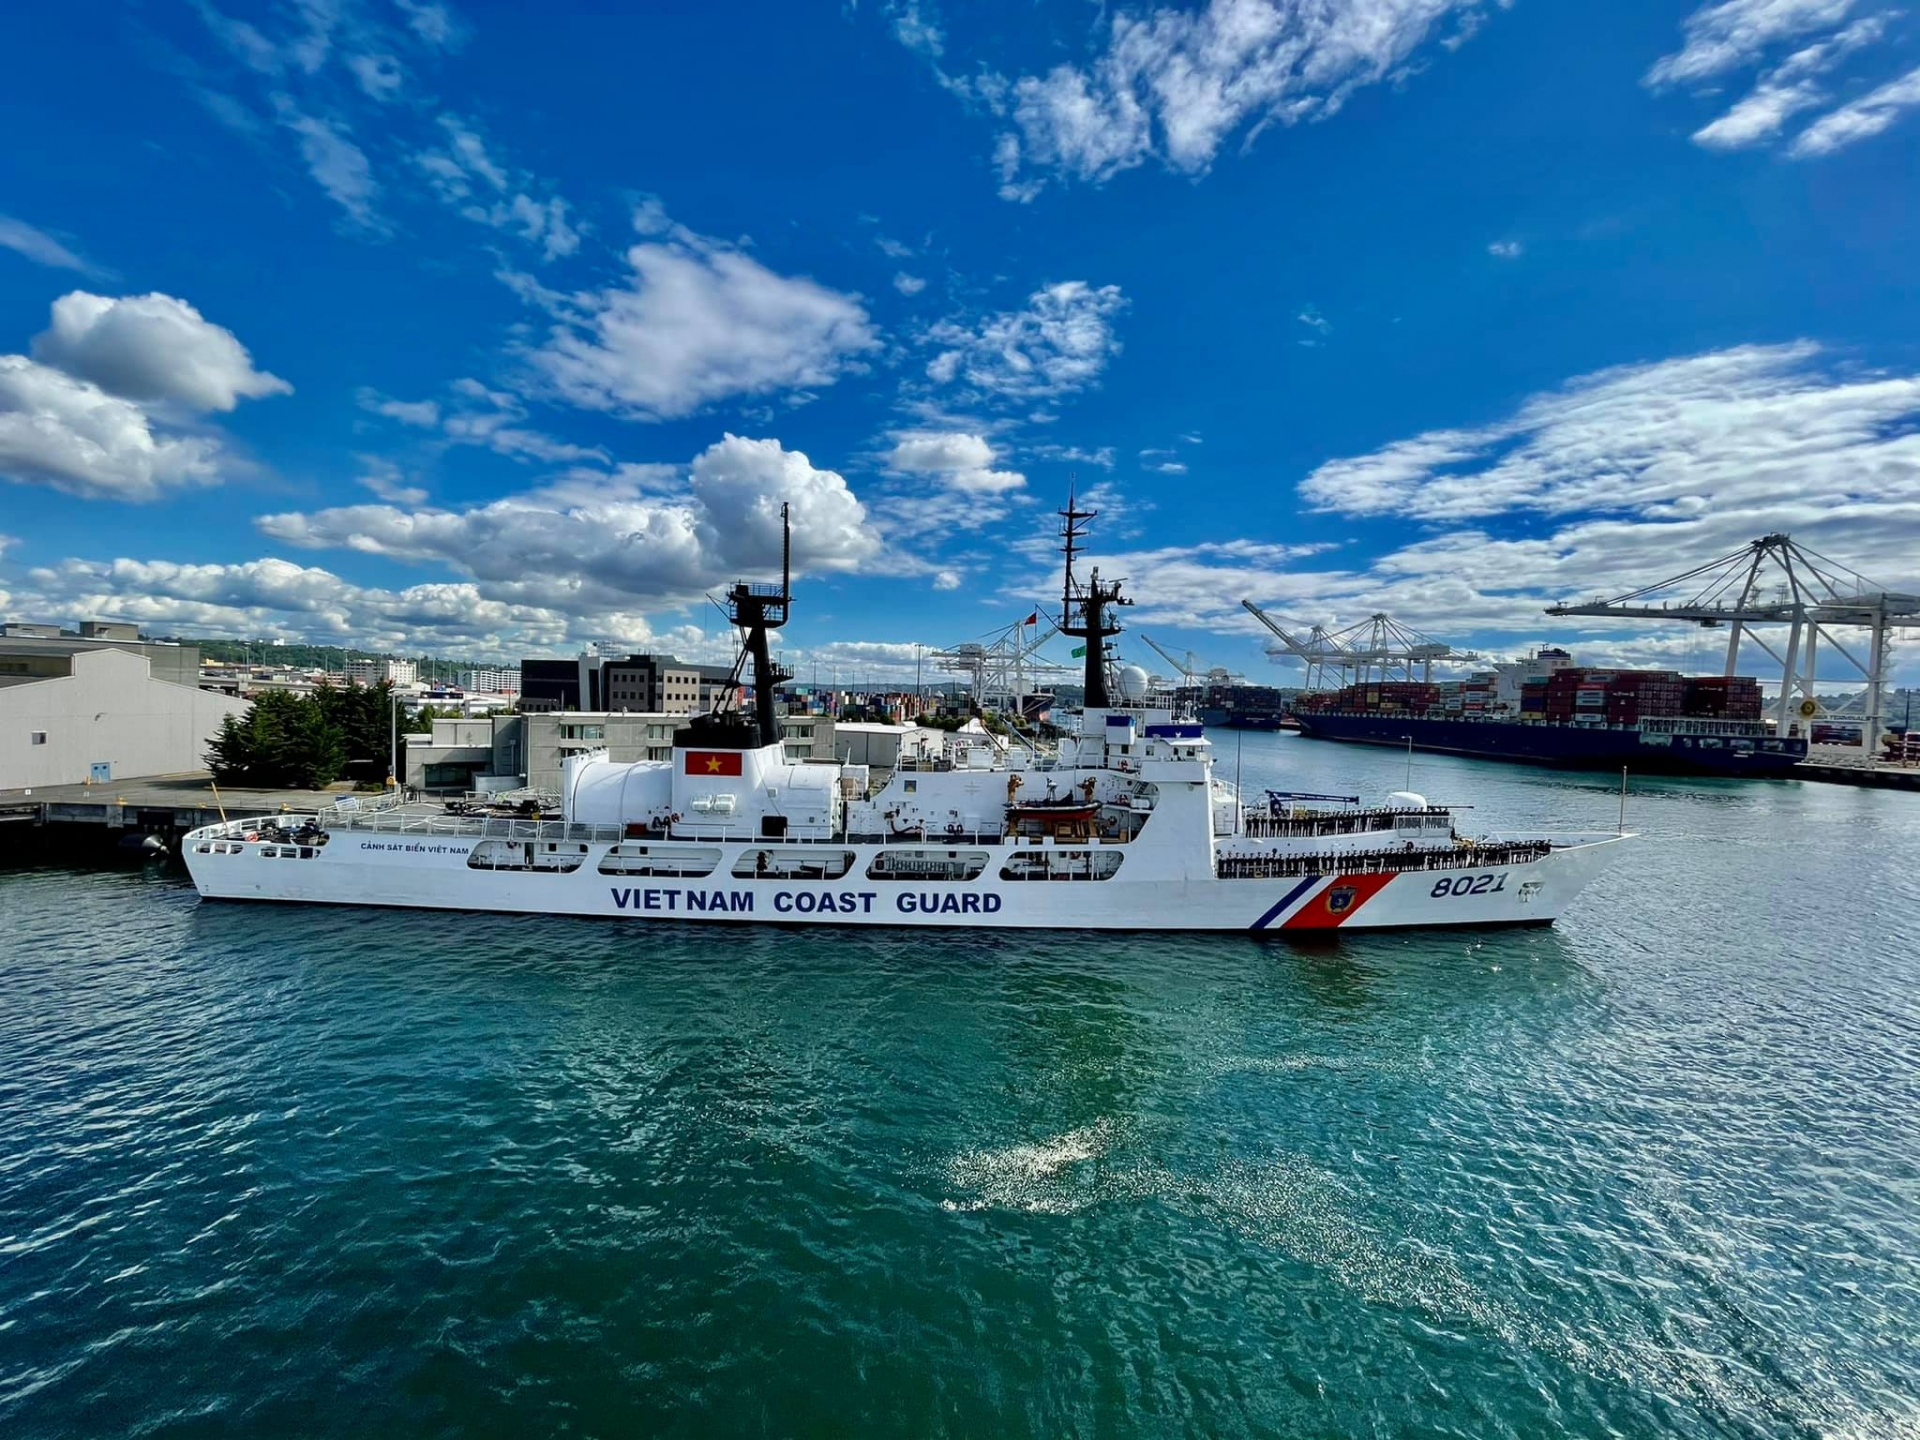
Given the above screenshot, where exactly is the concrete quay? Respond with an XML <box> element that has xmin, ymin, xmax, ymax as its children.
<box><xmin>0</xmin><ymin>772</ymin><xmax>354</xmax><ymax>857</ymax></box>
<box><xmin>1793</xmin><ymin>759</ymin><xmax>1920</xmax><ymax>791</ymax></box>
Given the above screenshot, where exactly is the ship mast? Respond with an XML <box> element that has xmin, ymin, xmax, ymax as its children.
<box><xmin>681</xmin><ymin>503</ymin><xmax>793</xmax><ymax>749</ymax></box>
<box><xmin>1057</xmin><ymin>489</ymin><xmax>1131</xmax><ymax>708</ymax></box>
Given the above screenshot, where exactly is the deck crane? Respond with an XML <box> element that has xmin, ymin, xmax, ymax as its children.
<box><xmin>1545</xmin><ymin>532</ymin><xmax>1920</xmax><ymax>756</ymax></box>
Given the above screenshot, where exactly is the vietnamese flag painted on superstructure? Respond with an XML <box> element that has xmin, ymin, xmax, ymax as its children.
<box><xmin>685</xmin><ymin>750</ymin><xmax>745</xmax><ymax>776</ymax></box>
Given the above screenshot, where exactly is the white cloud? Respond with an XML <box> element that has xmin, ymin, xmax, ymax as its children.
<box><xmin>688</xmin><ymin>434</ymin><xmax>880</xmax><ymax>571</ymax></box>
<box><xmin>894</xmin><ymin>272</ymin><xmax>928</xmax><ymax>295</ymax></box>
<box><xmin>34</xmin><ymin>292</ymin><xmax>290</xmax><ymax>412</ymax></box>
<box><xmin>1031</xmin><ymin>443</ymin><xmax>1117</xmax><ymax>468</ymax></box>
<box><xmin>0</xmin><ymin>290</ymin><xmax>285</xmax><ymax>501</ymax></box>
<box><xmin>438</xmin><ymin>378</ymin><xmax>606</xmax><ymax>464</ymax></box>
<box><xmin>933</xmin><ymin>568</ymin><xmax>962</xmax><ymax>590</ymax></box>
<box><xmin>1791</xmin><ymin>62</ymin><xmax>1920</xmax><ymax>154</ymax></box>
<box><xmin>356</xmin><ymin>457</ymin><xmax>428</xmax><ymax>505</ymax></box>
<box><xmin>1297</xmin><ymin>305</ymin><xmax>1331</xmax><ymax>334</ymax></box>
<box><xmin>415</xmin><ymin>114</ymin><xmax>581</xmax><ymax>260</ymax></box>
<box><xmin>347</xmin><ymin>52</ymin><xmax>405</xmax><ymax>100</ymax></box>
<box><xmin>193</xmin><ymin>1</ymin><xmax>289</xmax><ymax>75</ymax></box>
<box><xmin>529</xmin><ymin>225</ymin><xmax>879</xmax><ymax>421</ymax></box>
<box><xmin>395</xmin><ymin>0</ymin><xmax>463</xmax><ymax>49</ymax></box>
<box><xmin>254</xmin><ymin>434</ymin><xmax>878</xmax><ymax>620</ymax></box>
<box><xmin>890</xmin><ymin>0</ymin><xmax>944</xmax><ymax>58</ymax></box>
<box><xmin>1488</xmin><ymin>239</ymin><xmax>1523</xmax><ymax>258</ymax></box>
<box><xmin>0</xmin><ymin>215</ymin><xmax>90</xmax><ymax>272</ymax></box>
<box><xmin>1646</xmin><ymin>0</ymin><xmax>1858</xmax><ymax>87</ymax></box>
<box><xmin>1139</xmin><ymin>448</ymin><xmax>1189</xmax><ymax>475</ymax></box>
<box><xmin>0</xmin><ymin>356</ymin><xmax>224</xmax><ymax>502</ymax></box>
<box><xmin>277</xmin><ymin>107</ymin><xmax>381</xmax><ymax>229</ymax></box>
<box><xmin>985</xmin><ymin>0</ymin><xmax>1492</xmax><ymax>196</ymax></box>
<box><xmin>1298</xmin><ymin>342</ymin><xmax>1920</xmax><ymax>525</ymax></box>
<box><xmin>1694</xmin><ymin>79</ymin><xmax>1830</xmax><ymax>147</ymax></box>
<box><xmin>1686</xmin><ymin>14</ymin><xmax>1892</xmax><ymax>149</ymax></box>
<box><xmin>357</xmin><ymin>377</ymin><xmax>606</xmax><ymax>465</ymax></box>
<box><xmin>357</xmin><ymin>389</ymin><xmax>440</xmax><ymax>427</ymax></box>
<box><xmin>874</xmin><ymin>235</ymin><xmax>915</xmax><ymax>260</ymax></box>
<box><xmin>888</xmin><ymin>430</ymin><xmax>1027</xmax><ymax>494</ymax></box>
<box><xmin>923</xmin><ymin>281</ymin><xmax>1126</xmax><ymax>402</ymax></box>
<box><xmin>16</xmin><ymin>553</ymin><xmax>635</xmax><ymax>655</ymax></box>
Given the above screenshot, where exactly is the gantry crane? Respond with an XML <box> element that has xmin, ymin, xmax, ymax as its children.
<box><xmin>1240</xmin><ymin>601</ymin><xmax>1484</xmax><ymax>688</ymax></box>
<box><xmin>1546</xmin><ymin>532</ymin><xmax>1920</xmax><ymax>754</ymax></box>
<box><xmin>1139</xmin><ymin>635</ymin><xmax>1241</xmax><ymax>688</ymax></box>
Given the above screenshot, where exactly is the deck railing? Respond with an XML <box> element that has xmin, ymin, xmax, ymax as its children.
<box><xmin>1216</xmin><ymin>840</ymin><xmax>1552</xmax><ymax>879</ymax></box>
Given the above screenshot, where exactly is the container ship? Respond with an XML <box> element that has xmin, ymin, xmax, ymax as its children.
<box><xmin>1188</xmin><ymin>682</ymin><xmax>1293</xmax><ymax>731</ymax></box>
<box><xmin>180</xmin><ymin>505</ymin><xmax>1627</xmax><ymax>932</ymax></box>
<box><xmin>1294</xmin><ymin>651</ymin><xmax>1807</xmax><ymax>777</ymax></box>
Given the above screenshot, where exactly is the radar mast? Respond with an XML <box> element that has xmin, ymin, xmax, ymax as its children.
<box><xmin>678</xmin><ymin>502</ymin><xmax>794</xmax><ymax>749</ymax></box>
<box><xmin>1057</xmin><ymin>488</ymin><xmax>1132</xmax><ymax>708</ymax></box>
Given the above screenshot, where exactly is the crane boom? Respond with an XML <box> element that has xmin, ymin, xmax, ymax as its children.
<box><xmin>1140</xmin><ymin>634</ymin><xmax>1199</xmax><ymax>683</ymax></box>
<box><xmin>1239</xmin><ymin>599</ymin><xmax>1301</xmax><ymax>647</ymax></box>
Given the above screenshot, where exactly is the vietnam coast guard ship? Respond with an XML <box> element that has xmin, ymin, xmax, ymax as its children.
<box><xmin>183</xmin><ymin>500</ymin><xmax>1628</xmax><ymax>932</ymax></box>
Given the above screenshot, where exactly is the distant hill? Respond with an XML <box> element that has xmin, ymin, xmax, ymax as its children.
<box><xmin>155</xmin><ymin>638</ymin><xmax>514</xmax><ymax>672</ymax></box>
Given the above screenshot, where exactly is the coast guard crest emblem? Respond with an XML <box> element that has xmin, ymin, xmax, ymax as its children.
<box><xmin>1325</xmin><ymin>886</ymin><xmax>1357</xmax><ymax>915</ymax></box>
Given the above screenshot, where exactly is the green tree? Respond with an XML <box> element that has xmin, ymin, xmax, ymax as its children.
<box><xmin>205</xmin><ymin>691</ymin><xmax>349</xmax><ymax>788</ymax></box>
<box><xmin>313</xmin><ymin>678</ymin><xmax>394</xmax><ymax>766</ymax></box>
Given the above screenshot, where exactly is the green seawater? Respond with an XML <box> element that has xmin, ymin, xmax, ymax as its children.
<box><xmin>2</xmin><ymin>732</ymin><xmax>1917</xmax><ymax>1438</ymax></box>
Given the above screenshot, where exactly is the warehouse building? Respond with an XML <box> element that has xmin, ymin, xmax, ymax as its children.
<box><xmin>0</xmin><ymin>630</ymin><xmax>203</xmax><ymax>689</ymax></box>
<box><xmin>1</xmin><ymin>646</ymin><xmax>249</xmax><ymax>790</ymax></box>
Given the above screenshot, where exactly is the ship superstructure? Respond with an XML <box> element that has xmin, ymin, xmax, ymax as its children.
<box><xmin>182</xmin><ymin>505</ymin><xmax>1626</xmax><ymax>932</ymax></box>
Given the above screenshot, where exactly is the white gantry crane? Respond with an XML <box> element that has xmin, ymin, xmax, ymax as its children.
<box><xmin>1139</xmin><ymin>635</ymin><xmax>1243</xmax><ymax>688</ymax></box>
<box><xmin>932</xmin><ymin>611</ymin><xmax>1075</xmax><ymax>714</ymax></box>
<box><xmin>1240</xmin><ymin>601</ymin><xmax>1485</xmax><ymax>688</ymax></box>
<box><xmin>1544</xmin><ymin>532</ymin><xmax>1920</xmax><ymax>756</ymax></box>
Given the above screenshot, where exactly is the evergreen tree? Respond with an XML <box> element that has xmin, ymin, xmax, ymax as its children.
<box><xmin>205</xmin><ymin>692</ymin><xmax>349</xmax><ymax>788</ymax></box>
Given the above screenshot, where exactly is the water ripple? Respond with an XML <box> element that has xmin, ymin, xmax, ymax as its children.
<box><xmin>3</xmin><ymin>740</ymin><xmax>1919</xmax><ymax>1437</ymax></box>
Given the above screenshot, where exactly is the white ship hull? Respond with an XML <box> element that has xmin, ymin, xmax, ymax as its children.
<box><xmin>182</xmin><ymin>508</ymin><xmax>1637</xmax><ymax>935</ymax></box>
<box><xmin>183</xmin><ymin>827</ymin><xmax>1625</xmax><ymax>933</ymax></box>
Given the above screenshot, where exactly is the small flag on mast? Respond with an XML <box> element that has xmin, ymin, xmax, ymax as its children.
<box><xmin>1023</xmin><ymin>611</ymin><xmax>1038</xmax><ymax>627</ymax></box>
<box><xmin>1070</xmin><ymin>645</ymin><xmax>1088</xmax><ymax>658</ymax></box>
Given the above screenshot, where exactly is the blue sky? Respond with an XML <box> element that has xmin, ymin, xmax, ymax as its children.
<box><xmin>2</xmin><ymin>0</ymin><xmax>1918</xmax><ymax>686</ymax></box>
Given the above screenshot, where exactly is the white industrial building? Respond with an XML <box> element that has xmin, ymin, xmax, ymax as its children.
<box><xmin>1</xmin><ymin>647</ymin><xmax>250</xmax><ymax>790</ymax></box>
<box><xmin>347</xmin><ymin>657</ymin><xmax>418</xmax><ymax>686</ymax></box>
<box><xmin>457</xmin><ymin>666</ymin><xmax>520</xmax><ymax>694</ymax></box>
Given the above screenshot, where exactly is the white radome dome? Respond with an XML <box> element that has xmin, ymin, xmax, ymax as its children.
<box><xmin>1115</xmin><ymin>664</ymin><xmax>1151</xmax><ymax>703</ymax></box>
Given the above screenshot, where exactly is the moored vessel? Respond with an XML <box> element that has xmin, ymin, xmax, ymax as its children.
<box><xmin>182</xmin><ymin>502</ymin><xmax>1627</xmax><ymax>931</ymax></box>
<box><xmin>1294</xmin><ymin>658</ymin><xmax>1808</xmax><ymax>777</ymax></box>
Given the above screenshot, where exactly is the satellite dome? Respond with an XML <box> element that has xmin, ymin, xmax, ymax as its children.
<box><xmin>1115</xmin><ymin>664</ymin><xmax>1151</xmax><ymax>703</ymax></box>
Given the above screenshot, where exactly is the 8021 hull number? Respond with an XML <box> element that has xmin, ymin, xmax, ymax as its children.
<box><xmin>1431</xmin><ymin>873</ymin><xmax>1507</xmax><ymax>897</ymax></box>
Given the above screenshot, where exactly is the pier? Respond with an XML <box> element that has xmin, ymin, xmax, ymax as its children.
<box><xmin>1793</xmin><ymin>757</ymin><xmax>1920</xmax><ymax>791</ymax></box>
<box><xmin>0</xmin><ymin>772</ymin><xmax>352</xmax><ymax>857</ymax></box>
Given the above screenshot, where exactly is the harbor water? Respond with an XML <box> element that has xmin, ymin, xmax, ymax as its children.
<box><xmin>2</xmin><ymin>732</ymin><xmax>1916</xmax><ymax>1438</ymax></box>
